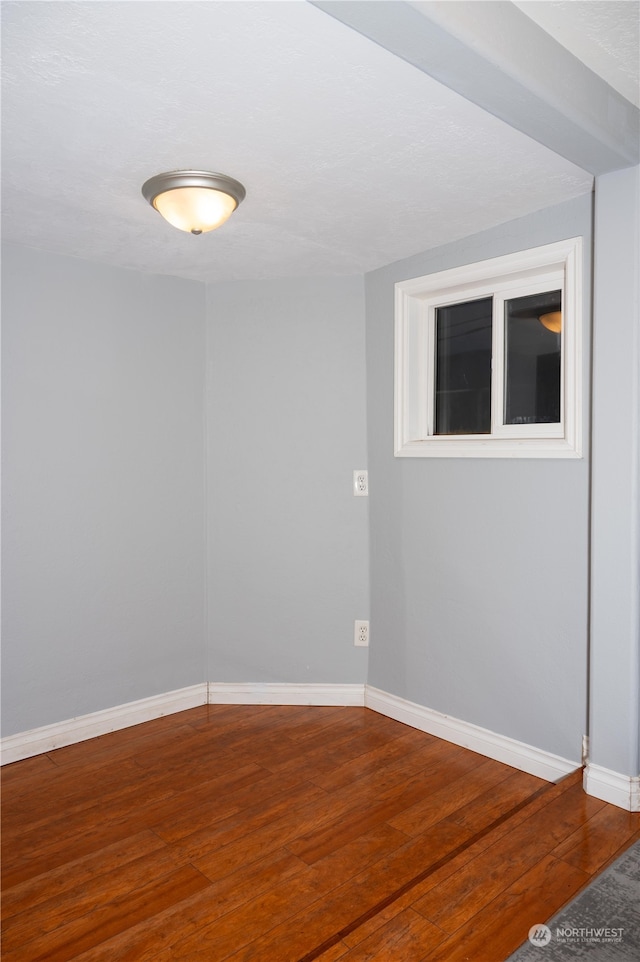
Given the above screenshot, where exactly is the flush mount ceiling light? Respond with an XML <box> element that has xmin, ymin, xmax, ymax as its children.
<box><xmin>142</xmin><ymin>170</ymin><xmax>246</xmax><ymax>235</ymax></box>
<box><xmin>539</xmin><ymin>310</ymin><xmax>562</xmax><ymax>333</ymax></box>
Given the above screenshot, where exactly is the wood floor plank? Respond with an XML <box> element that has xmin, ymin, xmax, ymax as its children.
<box><xmin>3</xmin><ymin>706</ymin><xmax>637</xmax><ymax>962</ymax></box>
<box><xmin>552</xmin><ymin>803</ymin><xmax>640</xmax><ymax>875</ymax></box>
<box><xmin>411</xmin><ymin>781</ymin><xmax>606</xmax><ymax>934</ymax></box>
<box><xmin>0</xmin><ymin>753</ymin><xmax>57</xmax><ymax>795</ymax></box>
<box><xmin>0</xmin><ymin>830</ymin><xmax>168</xmax><ymax>919</ymax></box>
<box><xmin>3</xmin><ymin>719</ymin><xmax>258</xmax><ymax>828</ymax></box>
<box><xmin>313</xmin><ymin>943</ymin><xmax>350</xmax><ymax>961</ymax></box>
<box><xmin>189</xmin><ymin>712</ymin><xmax>412</xmax><ymax>781</ymax></box>
<box><xmin>3</xmin><ymin>789</ymin><xmax>178</xmax><ymax>888</ymax></box>
<box><xmin>600</xmin><ymin>827</ymin><xmax>640</xmax><ymax>873</ymax></box>
<box><xmin>1</xmin><ymin>753</ymin><xmax>139</xmax><ymax>824</ymax></box>
<box><xmin>221</xmin><ymin>820</ymin><xmax>473</xmax><ymax>962</ymax></box>
<box><xmin>443</xmin><ymin>769</ymin><xmax>547</xmax><ymax>834</ymax></box>
<box><xmin>167</xmin><ymin>780</ymin><xmax>329</xmax><ymax>871</ymax></box>
<box><xmin>286</xmin><ymin>752</ymin><xmax>513</xmax><ymax>867</ymax></box>
<box><xmin>310</xmin><ymin>737</ymin><xmax>474</xmax><ymax>822</ymax></box>
<box><xmin>130</xmin><ymin>761</ymin><xmax>269</xmax><ymax>827</ymax></box>
<box><xmin>301</xmin><ymin>822</ymin><xmax>414</xmax><ymax>891</ymax></box>
<box><xmin>284</xmin><ymin>746</ymin><xmax>464</xmax><ymax>863</ymax></box>
<box><xmin>168</xmin><ymin>867</ymin><xmax>342</xmax><ymax>962</ymax></box>
<box><xmin>2</xmin><ymin>818</ymin><xmax>150</xmax><ymax>891</ymax></box>
<box><xmin>65</xmin><ymin>848</ymin><xmax>309</xmax><ymax>962</ymax></box>
<box><xmin>306</xmin><ymin>730</ymin><xmax>435</xmax><ymax>793</ymax></box>
<box><xmin>192</xmin><ymin>707</ymin><xmax>342</xmax><ymax>757</ymax></box>
<box><xmin>386</xmin><ymin>755</ymin><xmax>517</xmax><ymax>836</ymax></box>
<box><xmin>332</xmin><ymin>908</ymin><xmax>444</xmax><ymax>961</ymax></box>
<box><xmin>1</xmin><ymin>757</ymin><xmax>133</xmax><ymax>829</ymax></box>
<box><xmin>186</xmin><ymin>742</ymin><xmax>449</xmax><ymax>884</ymax></box>
<box><xmin>1</xmin><ymin>865</ymin><xmax>210</xmax><ymax>962</ymax></box>
<box><xmin>1</xmin><ymin>843</ymin><xmax>185</xmax><ymax>951</ymax></box>
<box><xmin>261</xmin><ymin>726</ymin><xmax>410</xmax><ymax>783</ymax></box>
<box><xmin>191</xmin><ymin>752</ymin><xmax>436</xmax><ymax>875</ymax></box>
<box><xmin>331</xmin><ymin>770</ymin><xmax>589</xmax><ymax>945</ymax></box>
<box><xmin>413</xmin><ymin>766</ymin><xmax>586</xmax><ymax>870</ymax></box>
<box><xmin>186</xmin><ymin>703</ymin><xmax>310</xmax><ymax>735</ymax></box>
<box><xmin>229</xmin><ymin>818</ymin><xmax>433</xmax><ymax>961</ymax></box>
<box><xmin>283</xmin><ymin>708</ymin><xmax>382</xmax><ymax>743</ymax></box>
<box><xmin>336</xmin><ymin>771</ymin><xmax>550</xmax><ymax>951</ymax></box>
<box><xmin>46</xmin><ymin>721</ymin><xmax>206</xmax><ymax>771</ymax></box>
<box><xmin>176</xmin><ymin>710</ymin><xmax>363</xmax><ymax>779</ymax></box>
<box><xmin>464</xmin><ymin>767</ymin><xmax>586</xmax><ymax>845</ymax></box>
<box><xmin>2</xmin><ymin>757</ymin><xmax>295</xmax><ymax>889</ymax></box>
<box><xmin>1</xmin><ymin>759</ymin><xmax>266</xmax><ymax>853</ymax></box>
<box><xmin>151</xmin><ymin>769</ymin><xmax>310</xmax><ymax>843</ymax></box>
<box><xmin>341</xmin><ymin>897</ymin><xmax>413</xmax><ymax>951</ymax></box>
<box><xmin>421</xmin><ymin>854</ymin><xmax>590</xmax><ymax>962</ymax></box>
<box><xmin>129</xmin><ymin>726</ymin><xmax>262</xmax><ymax>777</ymax></box>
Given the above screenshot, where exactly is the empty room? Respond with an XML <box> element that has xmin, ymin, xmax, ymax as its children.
<box><xmin>1</xmin><ymin>2</ymin><xmax>639</xmax><ymax>960</ymax></box>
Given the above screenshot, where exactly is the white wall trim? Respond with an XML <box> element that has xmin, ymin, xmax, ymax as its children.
<box><xmin>365</xmin><ymin>685</ymin><xmax>579</xmax><ymax>783</ymax></box>
<box><xmin>0</xmin><ymin>682</ymin><xmax>592</xmax><ymax>793</ymax></box>
<box><xmin>207</xmin><ymin>682</ymin><xmax>366</xmax><ymax>706</ymax></box>
<box><xmin>583</xmin><ymin>763</ymin><xmax>640</xmax><ymax>812</ymax></box>
<box><xmin>394</xmin><ymin>236</ymin><xmax>583</xmax><ymax>459</ymax></box>
<box><xmin>0</xmin><ymin>683</ymin><xmax>366</xmax><ymax>764</ymax></box>
<box><xmin>0</xmin><ymin>684</ymin><xmax>208</xmax><ymax>766</ymax></box>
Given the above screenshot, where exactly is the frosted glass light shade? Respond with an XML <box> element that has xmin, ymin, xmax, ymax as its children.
<box><xmin>153</xmin><ymin>187</ymin><xmax>237</xmax><ymax>233</ymax></box>
<box><xmin>539</xmin><ymin>310</ymin><xmax>562</xmax><ymax>333</ymax></box>
<box><xmin>142</xmin><ymin>171</ymin><xmax>246</xmax><ymax>235</ymax></box>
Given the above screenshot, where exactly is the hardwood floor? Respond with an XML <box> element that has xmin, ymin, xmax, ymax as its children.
<box><xmin>2</xmin><ymin>705</ymin><xmax>639</xmax><ymax>961</ymax></box>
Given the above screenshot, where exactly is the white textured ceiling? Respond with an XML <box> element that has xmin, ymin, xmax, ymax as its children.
<box><xmin>515</xmin><ymin>1</ymin><xmax>640</xmax><ymax>107</ymax></box>
<box><xmin>0</xmin><ymin>1</ymin><xmax>635</xmax><ymax>283</ymax></box>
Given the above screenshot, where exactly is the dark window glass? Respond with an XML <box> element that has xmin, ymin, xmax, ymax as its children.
<box><xmin>435</xmin><ymin>298</ymin><xmax>492</xmax><ymax>435</ymax></box>
<box><xmin>504</xmin><ymin>291</ymin><xmax>561</xmax><ymax>425</ymax></box>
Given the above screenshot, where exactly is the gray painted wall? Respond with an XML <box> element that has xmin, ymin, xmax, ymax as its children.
<box><xmin>590</xmin><ymin>166</ymin><xmax>640</xmax><ymax>778</ymax></box>
<box><xmin>1</xmin><ymin>245</ymin><xmax>207</xmax><ymax>735</ymax></box>
<box><xmin>5</xmin><ymin>189</ymin><xmax>636</xmax><ymax>785</ymax></box>
<box><xmin>365</xmin><ymin>196</ymin><xmax>593</xmax><ymax>762</ymax></box>
<box><xmin>206</xmin><ymin>276</ymin><xmax>369</xmax><ymax>685</ymax></box>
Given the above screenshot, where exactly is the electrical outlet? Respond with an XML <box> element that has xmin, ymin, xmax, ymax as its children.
<box><xmin>354</xmin><ymin>620</ymin><xmax>369</xmax><ymax>647</ymax></box>
<box><xmin>353</xmin><ymin>470</ymin><xmax>368</xmax><ymax>497</ymax></box>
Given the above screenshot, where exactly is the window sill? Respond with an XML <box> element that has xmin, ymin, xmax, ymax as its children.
<box><xmin>394</xmin><ymin>436</ymin><xmax>582</xmax><ymax>459</ymax></box>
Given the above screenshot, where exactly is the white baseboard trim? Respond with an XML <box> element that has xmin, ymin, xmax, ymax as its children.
<box><xmin>365</xmin><ymin>685</ymin><xmax>579</xmax><ymax>783</ymax></box>
<box><xmin>0</xmin><ymin>683</ymin><xmax>365</xmax><ymax>764</ymax></box>
<box><xmin>0</xmin><ymin>684</ymin><xmax>208</xmax><ymax>766</ymax></box>
<box><xmin>207</xmin><ymin>682</ymin><xmax>366</xmax><ymax>707</ymax></box>
<box><xmin>583</xmin><ymin>763</ymin><xmax>640</xmax><ymax>812</ymax></box>
<box><xmin>0</xmin><ymin>681</ymin><xmax>581</xmax><ymax>789</ymax></box>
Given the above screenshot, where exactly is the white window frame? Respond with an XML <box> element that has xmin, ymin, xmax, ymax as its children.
<box><xmin>394</xmin><ymin>237</ymin><xmax>583</xmax><ymax>458</ymax></box>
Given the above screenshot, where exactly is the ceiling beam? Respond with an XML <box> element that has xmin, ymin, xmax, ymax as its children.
<box><xmin>311</xmin><ymin>0</ymin><xmax>639</xmax><ymax>176</ymax></box>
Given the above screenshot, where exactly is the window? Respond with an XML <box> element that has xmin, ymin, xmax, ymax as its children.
<box><xmin>394</xmin><ymin>238</ymin><xmax>582</xmax><ymax>458</ymax></box>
